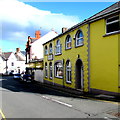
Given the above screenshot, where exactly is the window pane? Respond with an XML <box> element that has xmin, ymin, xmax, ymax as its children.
<box><xmin>107</xmin><ymin>16</ymin><xmax>119</xmax><ymax>23</ymax></box>
<box><xmin>107</xmin><ymin>22</ymin><xmax>119</xmax><ymax>33</ymax></box>
<box><xmin>55</xmin><ymin>62</ymin><xmax>63</xmax><ymax>78</ymax></box>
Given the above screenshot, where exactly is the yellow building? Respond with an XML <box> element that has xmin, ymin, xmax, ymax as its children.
<box><xmin>43</xmin><ymin>2</ymin><xmax>120</xmax><ymax>96</ymax></box>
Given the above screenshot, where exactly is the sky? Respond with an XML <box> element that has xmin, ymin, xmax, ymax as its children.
<box><xmin>0</xmin><ymin>0</ymin><xmax>116</xmax><ymax>52</ymax></box>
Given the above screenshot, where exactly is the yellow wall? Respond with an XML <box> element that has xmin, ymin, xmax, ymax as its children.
<box><xmin>43</xmin><ymin>18</ymin><xmax>119</xmax><ymax>94</ymax></box>
<box><xmin>44</xmin><ymin>24</ymin><xmax>89</xmax><ymax>92</ymax></box>
<box><xmin>90</xmin><ymin>19</ymin><xmax>119</xmax><ymax>93</ymax></box>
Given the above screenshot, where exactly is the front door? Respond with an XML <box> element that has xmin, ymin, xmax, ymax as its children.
<box><xmin>75</xmin><ymin>59</ymin><xmax>83</xmax><ymax>89</ymax></box>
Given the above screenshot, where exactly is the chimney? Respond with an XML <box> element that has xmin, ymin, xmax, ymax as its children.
<box><xmin>62</xmin><ymin>27</ymin><xmax>68</xmax><ymax>33</ymax></box>
<box><xmin>35</xmin><ymin>31</ymin><xmax>41</xmax><ymax>39</ymax></box>
<box><xmin>16</xmin><ymin>48</ymin><xmax>20</xmax><ymax>53</ymax></box>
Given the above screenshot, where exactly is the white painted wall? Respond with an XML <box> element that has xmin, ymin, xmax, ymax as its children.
<box><xmin>31</xmin><ymin>31</ymin><xmax>58</xmax><ymax>59</ymax></box>
<box><xmin>34</xmin><ymin>69</ymin><xmax>43</xmax><ymax>83</ymax></box>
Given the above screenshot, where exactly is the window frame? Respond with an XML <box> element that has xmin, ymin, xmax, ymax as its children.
<box><xmin>54</xmin><ymin>62</ymin><xmax>63</xmax><ymax>79</ymax></box>
<box><xmin>66</xmin><ymin>60</ymin><xmax>72</xmax><ymax>84</ymax></box>
<box><xmin>75</xmin><ymin>30</ymin><xmax>84</xmax><ymax>47</ymax></box>
<box><xmin>49</xmin><ymin>43</ymin><xmax>53</xmax><ymax>54</ymax></box>
<box><xmin>55</xmin><ymin>40</ymin><xmax>62</xmax><ymax>55</ymax></box>
<box><xmin>106</xmin><ymin>15</ymin><xmax>119</xmax><ymax>34</ymax></box>
<box><xmin>44</xmin><ymin>46</ymin><xmax>48</xmax><ymax>55</ymax></box>
<box><xmin>45</xmin><ymin>62</ymin><xmax>48</xmax><ymax>78</ymax></box>
<box><xmin>49</xmin><ymin>62</ymin><xmax>53</xmax><ymax>79</ymax></box>
<box><xmin>65</xmin><ymin>35</ymin><xmax>72</xmax><ymax>50</ymax></box>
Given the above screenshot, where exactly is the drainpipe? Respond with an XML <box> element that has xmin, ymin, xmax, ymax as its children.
<box><xmin>87</xmin><ymin>23</ymin><xmax>90</xmax><ymax>92</ymax></box>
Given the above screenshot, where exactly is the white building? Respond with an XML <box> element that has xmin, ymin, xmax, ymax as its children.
<box><xmin>26</xmin><ymin>30</ymin><xmax>58</xmax><ymax>62</ymax></box>
<box><xmin>1</xmin><ymin>48</ymin><xmax>26</xmax><ymax>75</ymax></box>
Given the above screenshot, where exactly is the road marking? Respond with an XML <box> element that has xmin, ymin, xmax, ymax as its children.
<box><xmin>51</xmin><ymin>99</ymin><xmax>72</xmax><ymax>107</ymax></box>
<box><xmin>0</xmin><ymin>109</ymin><xmax>6</xmax><ymax>120</ymax></box>
<box><xmin>42</xmin><ymin>95</ymin><xmax>72</xmax><ymax>108</ymax></box>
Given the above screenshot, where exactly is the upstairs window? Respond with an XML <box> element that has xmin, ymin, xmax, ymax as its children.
<box><xmin>66</xmin><ymin>35</ymin><xmax>72</xmax><ymax>49</ymax></box>
<box><xmin>55</xmin><ymin>62</ymin><xmax>63</xmax><ymax>78</ymax></box>
<box><xmin>106</xmin><ymin>15</ymin><xmax>119</xmax><ymax>34</ymax></box>
<box><xmin>75</xmin><ymin>30</ymin><xmax>84</xmax><ymax>47</ymax></box>
<box><xmin>49</xmin><ymin>43</ymin><xmax>53</xmax><ymax>54</ymax></box>
<box><xmin>55</xmin><ymin>40</ymin><xmax>62</xmax><ymax>55</ymax></box>
<box><xmin>11</xmin><ymin>62</ymin><xmax>14</xmax><ymax>66</ymax></box>
<box><xmin>44</xmin><ymin>46</ymin><xmax>48</xmax><ymax>55</ymax></box>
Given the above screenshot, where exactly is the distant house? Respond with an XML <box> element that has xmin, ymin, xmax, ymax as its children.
<box><xmin>1</xmin><ymin>48</ymin><xmax>26</xmax><ymax>74</ymax></box>
<box><xmin>0</xmin><ymin>55</ymin><xmax>6</xmax><ymax>74</ymax></box>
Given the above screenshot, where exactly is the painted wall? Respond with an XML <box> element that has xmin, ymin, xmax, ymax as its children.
<box><xmin>44</xmin><ymin>24</ymin><xmax>89</xmax><ymax>92</ymax></box>
<box><xmin>90</xmin><ymin>19</ymin><xmax>119</xmax><ymax>93</ymax></box>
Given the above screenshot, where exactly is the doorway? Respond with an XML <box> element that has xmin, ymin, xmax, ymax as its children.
<box><xmin>75</xmin><ymin>59</ymin><xmax>83</xmax><ymax>89</ymax></box>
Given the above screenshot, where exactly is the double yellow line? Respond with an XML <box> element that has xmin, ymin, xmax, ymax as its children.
<box><xmin>0</xmin><ymin>109</ymin><xmax>6</xmax><ymax>120</ymax></box>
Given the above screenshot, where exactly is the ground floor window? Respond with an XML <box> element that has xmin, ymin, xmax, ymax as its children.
<box><xmin>55</xmin><ymin>62</ymin><xmax>63</xmax><ymax>78</ymax></box>
<box><xmin>66</xmin><ymin>60</ymin><xmax>71</xmax><ymax>83</ymax></box>
<box><xmin>45</xmin><ymin>62</ymin><xmax>48</xmax><ymax>78</ymax></box>
<box><xmin>49</xmin><ymin>62</ymin><xmax>52</xmax><ymax>79</ymax></box>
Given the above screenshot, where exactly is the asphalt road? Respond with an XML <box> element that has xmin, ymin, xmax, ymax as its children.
<box><xmin>0</xmin><ymin>76</ymin><xmax>119</xmax><ymax>119</ymax></box>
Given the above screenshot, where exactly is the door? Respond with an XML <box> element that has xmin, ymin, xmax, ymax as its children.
<box><xmin>75</xmin><ymin>59</ymin><xmax>83</xmax><ymax>89</ymax></box>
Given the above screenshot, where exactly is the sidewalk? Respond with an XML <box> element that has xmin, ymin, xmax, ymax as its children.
<box><xmin>38</xmin><ymin>81</ymin><xmax>119</xmax><ymax>102</ymax></box>
<box><xmin>0</xmin><ymin>113</ymin><xmax>2</xmax><ymax>120</ymax></box>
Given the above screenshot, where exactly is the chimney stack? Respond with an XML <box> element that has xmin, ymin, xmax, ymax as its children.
<box><xmin>16</xmin><ymin>48</ymin><xmax>20</xmax><ymax>53</ymax></box>
<box><xmin>62</xmin><ymin>27</ymin><xmax>68</xmax><ymax>33</ymax></box>
<box><xmin>35</xmin><ymin>31</ymin><xmax>41</xmax><ymax>39</ymax></box>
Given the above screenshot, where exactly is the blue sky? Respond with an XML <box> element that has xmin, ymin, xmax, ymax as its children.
<box><xmin>0</xmin><ymin>0</ymin><xmax>115</xmax><ymax>52</ymax></box>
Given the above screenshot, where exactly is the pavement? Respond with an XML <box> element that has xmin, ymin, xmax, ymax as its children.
<box><xmin>0</xmin><ymin>112</ymin><xmax>2</xmax><ymax>120</ymax></box>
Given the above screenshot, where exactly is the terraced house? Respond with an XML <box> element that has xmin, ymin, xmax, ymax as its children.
<box><xmin>43</xmin><ymin>2</ymin><xmax>120</xmax><ymax>96</ymax></box>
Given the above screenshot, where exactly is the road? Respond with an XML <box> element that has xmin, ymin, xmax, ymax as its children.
<box><xmin>0</xmin><ymin>76</ymin><xmax>119</xmax><ymax>119</ymax></box>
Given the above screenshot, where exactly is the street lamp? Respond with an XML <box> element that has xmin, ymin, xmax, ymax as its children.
<box><xmin>5</xmin><ymin>58</ymin><xmax>8</xmax><ymax>75</ymax></box>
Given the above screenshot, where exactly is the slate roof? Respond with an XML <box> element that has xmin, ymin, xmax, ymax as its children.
<box><xmin>43</xmin><ymin>2</ymin><xmax>120</xmax><ymax>45</ymax></box>
<box><xmin>3</xmin><ymin>52</ymin><xmax>12</xmax><ymax>59</ymax></box>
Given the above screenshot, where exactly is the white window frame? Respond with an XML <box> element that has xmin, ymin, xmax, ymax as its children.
<box><xmin>55</xmin><ymin>62</ymin><xmax>63</xmax><ymax>78</ymax></box>
<box><xmin>106</xmin><ymin>15</ymin><xmax>119</xmax><ymax>34</ymax></box>
<box><xmin>45</xmin><ymin>46</ymin><xmax>48</xmax><ymax>55</ymax></box>
<box><xmin>66</xmin><ymin>60</ymin><xmax>72</xmax><ymax>83</ymax></box>
<box><xmin>49</xmin><ymin>62</ymin><xmax>53</xmax><ymax>79</ymax></box>
<box><xmin>49</xmin><ymin>43</ymin><xmax>53</xmax><ymax>54</ymax></box>
<box><xmin>56</xmin><ymin>40</ymin><xmax>61</xmax><ymax>55</ymax></box>
<box><xmin>66</xmin><ymin>35</ymin><xmax>72</xmax><ymax>49</ymax></box>
<box><xmin>75</xmin><ymin>30</ymin><xmax>84</xmax><ymax>47</ymax></box>
<box><xmin>45</xmin><ymin>63</ymin><xmax>48</xmax><ymax>78</ymax></box>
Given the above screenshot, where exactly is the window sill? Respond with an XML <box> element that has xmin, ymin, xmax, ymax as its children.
<box><xmin>103</xmin><ymin>31</ymin><xmax>120</xmax><ymax>37</ymax></box>
<box><xmin>55</xmin><ymin>53</ymin><xmax>62</xmax><ymax>56</ymax></box>
<box><xmin>66</xmin><ymin>81</ymin><xmax>72</xmax><ymax>84</ymax></box>
<box><xmin>55</xmin><ymin>76</ymin><xmax>63</xmax><ymax>79</ymax></box>
<box><xmin>49</xmin><ymin>77</ymin><xmax>53</xmax><ymax>80</ymax></box>
<box><xmin>65</xmin><ymin>47</ymin><xmax>72</xmax><ymax>50</ymax></box>
<box><xmin>75</xmin><ymin>44</ymin><xmax>84</xmax><ymax>48</ymax></box>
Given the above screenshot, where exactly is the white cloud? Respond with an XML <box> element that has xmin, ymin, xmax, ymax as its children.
<box><xmin>0</xmin><ymin>0</ymin><xmax>80</xmax><ymax>51</ymax></box>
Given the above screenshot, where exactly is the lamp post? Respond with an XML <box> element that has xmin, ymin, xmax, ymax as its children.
<box><xmin>5</xmin><ymin>58</ymin><xmax>8</xmax><ymax>75</ymax></box>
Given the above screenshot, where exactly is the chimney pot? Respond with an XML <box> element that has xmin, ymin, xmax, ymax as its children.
<box><xmin>62</xmin><ymin>27</ymin><xmax>68</xmax><ymax>33</ymax></box>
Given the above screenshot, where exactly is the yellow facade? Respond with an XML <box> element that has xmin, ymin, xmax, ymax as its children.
<box><xmin>44</xmin><ymin>24</ymin><xmax>89</xmax><ymax>92</ymax></box>
<box><xmin>43</xmin><ymin>2</ymin><xmax>120</xmax><ymax>96</ymax></box>
<box><xmin>90</xmin><ymin>19</ymin><xmax>119</xmax><ymax>94</ymax></box>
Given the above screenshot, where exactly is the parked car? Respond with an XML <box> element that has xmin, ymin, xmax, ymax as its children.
<box><xmin>13</xmin><ymin>73</ymin><xmax>21</xmax><ymax>80</ymax></box>
<box><xmin>21</xmin><ymin>73</ymin><xmax>32</xmax><ymax>82</ymax></box>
